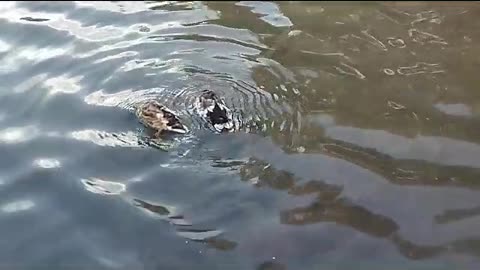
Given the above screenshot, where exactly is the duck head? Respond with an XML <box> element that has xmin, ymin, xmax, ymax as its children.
<box><xmin>196</xmin><ymin>90</ymin><xmax>234</xmax><ymax>133</ymax></box>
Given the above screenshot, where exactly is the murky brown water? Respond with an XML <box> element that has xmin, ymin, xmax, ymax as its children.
<box><xmin>1</xmin><ymin>1</ymin><xmax>480</xmax><ymax>269</ymax></box>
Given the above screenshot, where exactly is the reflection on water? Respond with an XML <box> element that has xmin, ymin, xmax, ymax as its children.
<box><xmin>1</xmin><ymin>199</ymin><xmax>35</xmax><ymax>213</ymax></box>
<box><xmin>1</xmin><ymin>1</ymin><xmax>480</xmax><ymax>269</ymax></box>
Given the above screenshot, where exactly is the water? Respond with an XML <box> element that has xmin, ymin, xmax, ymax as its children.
<box><xmin>1</xmin><ymin>1</ymin><xmax>480</xmax><ymax>269</ymax></box>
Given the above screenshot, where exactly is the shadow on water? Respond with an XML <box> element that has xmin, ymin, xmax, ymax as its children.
<box><xmin>236</xmin><ymin>157</ymin><xmax>444</xmax><ymax>259</ymax></box>
<box><xmin>1</xmin><ymin>1</ymin><xmax>480</xmax><ymax>270</ymax></box>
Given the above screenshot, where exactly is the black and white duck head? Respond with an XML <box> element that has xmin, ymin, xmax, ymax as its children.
<box><xmin>195</xmin><ymin>90</ymin><xmax>234</xmax><ymax>133</ymax></box>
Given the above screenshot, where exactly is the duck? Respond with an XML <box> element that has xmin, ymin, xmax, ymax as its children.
<box><xmin>135</xmin><ymin>100</ymin><xmax>188</xmax><ymax>137</ymax></box>
<box><xmin>195</xmin><ymin>90</ymin><xmax>234</xmax><ymax>133</ymax></box>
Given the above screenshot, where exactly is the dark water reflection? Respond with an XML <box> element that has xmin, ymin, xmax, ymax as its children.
<box><xmin>1</xmin><ymin>1</ymin><xmax>480</xmax><ymax>269</ymax></box>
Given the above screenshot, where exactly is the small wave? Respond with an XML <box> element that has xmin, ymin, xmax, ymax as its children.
<box><xmin>81</xmin><ymin>177</ymin><xmax>126</xmax><ymax>195</ymax></box>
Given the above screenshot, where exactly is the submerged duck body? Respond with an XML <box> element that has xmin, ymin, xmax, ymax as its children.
<box><xmin>135</xmin><ymin>101</ymin><xmax>188</xmax><ymax>137</ymax></box>
<box><xmin>195</xmin><ymin>90</ymin><xmax>234</xmax><ymax>133</ymax></box>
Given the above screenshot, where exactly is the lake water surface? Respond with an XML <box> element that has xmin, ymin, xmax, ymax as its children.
<box><xmin>1</xmin><ymin>1</ymin><xmax>480</xmax><ymax>269</ymax></box>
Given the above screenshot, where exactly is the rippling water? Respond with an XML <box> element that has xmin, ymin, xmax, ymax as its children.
<box><xmin>1</xmin><ymin>1</ymin><xmax>480</xmax><ymax>269</ymax></box>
